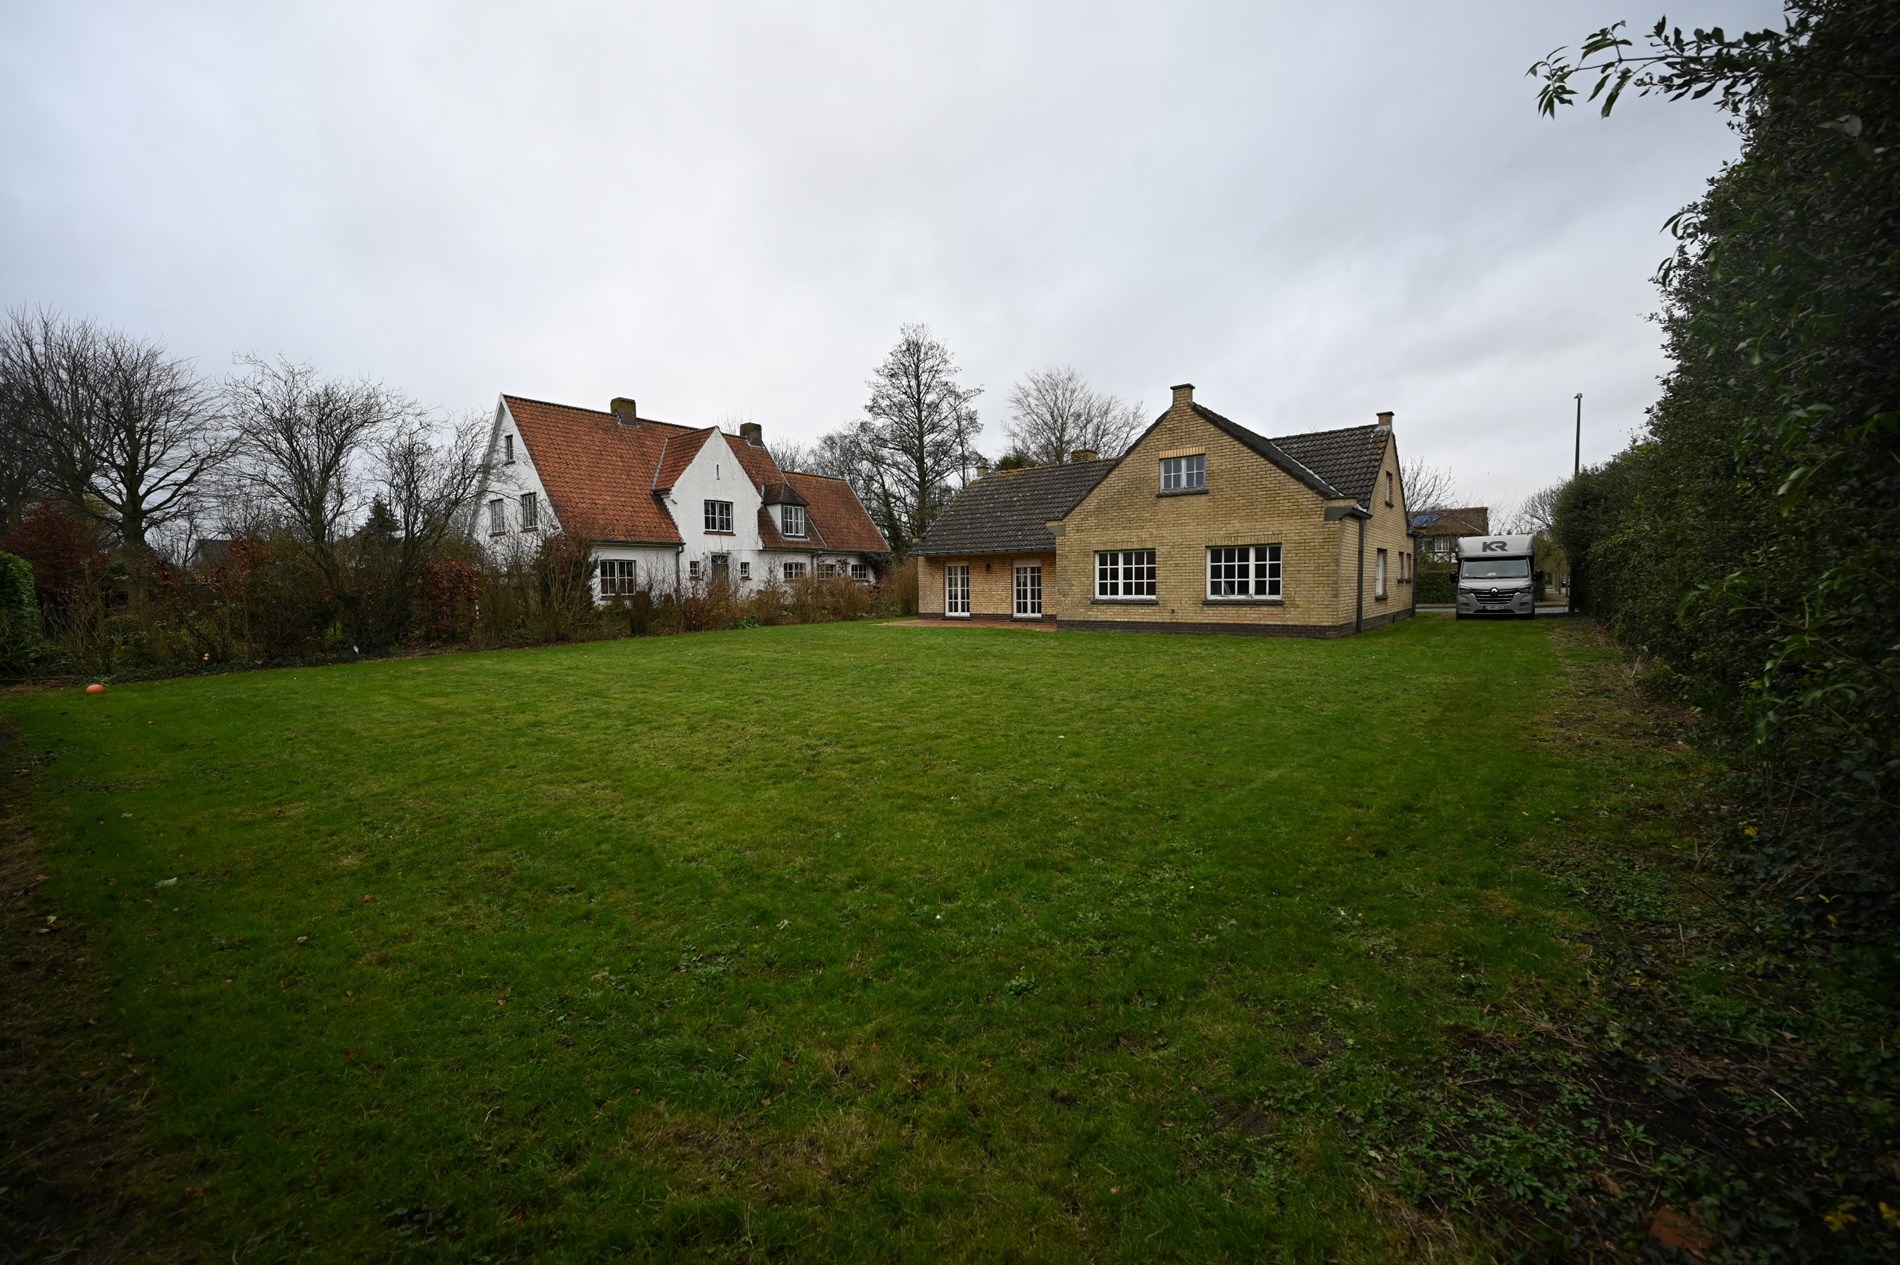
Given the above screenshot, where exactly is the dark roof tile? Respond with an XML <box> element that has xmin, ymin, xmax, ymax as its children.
<box><xmin>913</xmin><ymin>460</ymin><xmax>1117</xmax><ymax>556</ymax></box>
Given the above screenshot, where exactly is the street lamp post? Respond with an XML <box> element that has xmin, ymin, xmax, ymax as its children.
<box><xmin>1574</xmin><ymin>393</ymin><xmax>1582</xmax><ymax>478</ymax></box>
<box><xmin>1569</xmin><ymin>393</ymin><xmax>1582</xmax><ymax>613</ymax></box>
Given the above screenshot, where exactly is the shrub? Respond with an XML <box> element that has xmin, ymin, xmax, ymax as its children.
<box><xmin>0</xmin><ymin>550</ymin><xmax>41</xmax><ymax>677</ymax></box>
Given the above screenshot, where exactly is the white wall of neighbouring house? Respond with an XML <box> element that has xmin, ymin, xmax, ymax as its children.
<box><xmin>478</xmin><ymin>399</ymin><xmax>558</xmax><ymax>559</ymax></box>
<box><xmin>661</xmin><ymin>432</ymin><xmax>765</xmax><ymax>581</ymax></box>
<box><xmin>590</xmin><ymin>545</ymin><xmax>679</xmax><ymax>601</ymax></box>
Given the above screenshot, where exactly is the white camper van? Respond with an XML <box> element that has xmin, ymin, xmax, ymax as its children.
<box><xmin>1456</xmin><ymin>535</ymin><xmax>1536</xmax><ymax>619</ymax></box>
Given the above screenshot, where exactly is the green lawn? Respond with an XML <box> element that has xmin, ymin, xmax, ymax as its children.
<box><xmin>2</xmin><ymin>617</ymin><xmax>1678</xmax><ymax>1261</ymax></box>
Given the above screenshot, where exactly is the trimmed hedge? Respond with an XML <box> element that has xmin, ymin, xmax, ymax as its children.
<box><xmin>0</xmin><ymin>550</ymin><xmax>40</xmax><ymax>677</ymax></box>
<box><xmin>1415</xmin><ymin>570</ymin><xmax>1455</xmax><ymax>604</ymax></box>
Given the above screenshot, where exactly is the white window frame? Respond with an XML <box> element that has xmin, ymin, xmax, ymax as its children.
<box><xmin>704</xmin><ymin>500</ymin><xmax>733</xmax><ymax>533</ymax></box>
<box><xmin>782</xmin><ymin>561</ymin><xmax>807</xmax><ymax>581</ymax></box>
<box><xmin>1385</xmin><ymin>471</ymin><xmax>1394</xmax><ymax>506</ymax></box>
<box><xmin>503</xmin><ymin>434</ymin><xmax>514</xmax><ymax>464</ymax></box>
<box><xmin>1013</xmin><ymin>561</ymin><xmax>1043</xmax><ymax>618</ymax></box>
<box><xmin>599</xmin><ymin>559</ymin><xmax>637</xmax><ymax>596</ymax></box>
<box><xmin>520</xmin><ymin>491</ymin><xmax>538</xmax><ymax>530</ymax></box>
<box><xmin>688</xmin><ymin>559</ymin><xmax>702</xmax><ymax>582</ymax></box>
<box><xmin>1375</xmin><ymin>548</ymin><xmax>1388</xmax><ymax>599</ymax></box>
<box><xmin>1205</xmin><ymin>544</ymin><xmax>1282</xmax><ymax>600</ymax></box>
<box><xmin>849</xmin><ymin>562</ymin><xmax>870</xmax><ymax>581</ymax></box>
<box><xmin>739</xmin><ymin>560</ymin><xmax>751</xmax><ymax>581</ymax></box>
<box><xmin>945</xmin><ymin>563</ymin><xmax>970</xmax><ymax>617</ymax></box>
<box><xmin>781</xmin><ymin>504</ymin><xmax>807</xmax><ymax>538</ymax></box>
<box><xmin>1095</xmin><ymin>549</ymin><xmax>1157</xmax><ymax>600</ymax></box>
<box><xmin>487</xmin><ymin>497</ymin><xmax>505</xmax><ymax>535</ymax></box>
<box><xmin>817</xmin><ymin>561</ymin><xmax>838</xmax><ymax>578</ymax></box>
<box><xmin>1160</xmin><ymin>454</ymin><xmax>1206</xmax><ymax>492</ymax></box>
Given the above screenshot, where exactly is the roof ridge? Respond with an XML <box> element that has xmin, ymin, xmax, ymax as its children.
<box><xmin>501</xmin><ymin>394</ymin><xmax>697</xmax><ymax>435</ymax></box>
<box><xmin>1268</xmin><ymin>421</ymin><xmax>1382</xmax><ymax>443</ymax></box>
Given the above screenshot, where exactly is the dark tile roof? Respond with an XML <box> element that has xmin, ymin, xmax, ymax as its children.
<box><xmin>1412</xmin><ymin>506</ymin><xmax>1489</xmax><ymax>535</ymax></box>
<box><xmin>1269</xmin><ymin>423</ymin><xmax>1392</xmax><ymax>505</ymax></box>
<box><xmin>913</xmin><ymin>459</ymin><xmax>1117</xmax><ymax>556</ymax></box>
<box><xmin>1189</xmin><ymin>404</ymin><xmax>1344</xmax><ymax>498</ymax></box>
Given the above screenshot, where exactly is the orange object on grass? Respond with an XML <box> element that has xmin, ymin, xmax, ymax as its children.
<box><xmin>86</xmin><ymin>683</ymin><xmax>105</xmax><ymax>694</ymax></box>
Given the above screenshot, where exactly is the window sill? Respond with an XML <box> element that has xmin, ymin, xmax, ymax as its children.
<box><xmin>519</xmin><ymin>526</ymin><xmax>539</xmax><ymax>533</ymax></box>
<box><xmin>1092</xmin><ymin>597</ymin><xmax>1158</xmax><ymax>605</ymax></box>
<box><xmin>1374</xmin><ymin>594</ymin><xmax>1389</xmax><ymax>602</ymax></box>
<box><xmin>1013</xmin><ymin>614</ymin><xmax>1047</xmax><ymax>621</ymax></box>
<box><xmin>1203</xmin><ymin>597</ymin><xmax>1284</xmax><ymax>606</ymax></box>
<box><xmin>1157</xmin><ymin>487</ymin><xmax>1208</xmax><ymax>498</ymax></box>
<box><xmin>945</xmin><ymin>613</ymin><xmax>971</xmax><ymax>620</ymax></box>
<box><xmin>704</xmin><ymin>530</ymin><xmax>735</xmax><ymax>536</ymax></box>
<box><xmin>489</xmin><ymin>531</ymin><xmax>504</xmax><ymax>538</ymax></box>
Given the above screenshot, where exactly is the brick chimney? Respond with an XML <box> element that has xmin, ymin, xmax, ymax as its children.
<box><xmin>1070</xmin><ymin>448</ymin><xmax>1098</xmax><ymax>463</ymax></box>
<box><xmin>739</xmin><ymin>421</ymin><xmax>763</xmax><ymax>447</ymax></box>
<box><xmin>1171</xmin><ymin>383</ymin><xmax>1195</xmax><ymax>409</ymax></box>
<box><xmin>610</xmin><ymin>397</ymin><xmax>639</xmax><ymax>427</ymax></box>
<box><xmin>1376</xmin><ymin>411</ymin><xmax>1394</xmax><ymax>428</ymax></box>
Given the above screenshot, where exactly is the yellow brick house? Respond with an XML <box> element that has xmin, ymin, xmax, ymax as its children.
<box><xmin>914</xmin><ymin>383</ymin><xmax>1417</xmax><ymax>636</ymax></box>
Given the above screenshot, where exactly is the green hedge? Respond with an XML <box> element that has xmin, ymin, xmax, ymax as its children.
<box><xmin>1415</xmin><ymin>570</ymin><xmax>1455</xmax><ymax>604</ymax></box>
<box><xmin>0</xmin><ymin>550</ymin><xmax>40</xmax><ymax>677</ymax></box>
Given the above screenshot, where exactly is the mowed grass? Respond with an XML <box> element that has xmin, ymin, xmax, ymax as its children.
<box><xmin>4</xmin><ymin>617</ymin><xmax>1646</xmax><ymax>1261</ymax></box>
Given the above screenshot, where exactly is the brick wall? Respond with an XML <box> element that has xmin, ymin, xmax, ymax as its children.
<box><xmin>1052</xmin><ymin>392</ymin><xmax>1414</xmax><ymax>635</ymax></box>
<box><xmin>916</xmin><ymin>552</ymin><xmax>1057</xmax><ymax>619</ymax></box>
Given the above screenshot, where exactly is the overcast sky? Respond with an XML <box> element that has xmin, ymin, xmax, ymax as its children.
<box><xmin>1</xmin><ymin>0</ymin><xmax>1782</xmax><ymax>515</ymax></box>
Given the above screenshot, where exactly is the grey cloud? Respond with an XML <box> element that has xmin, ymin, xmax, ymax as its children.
<box><xmin>1</xmin><ymin>0</ymin><xmax>1783</xmax><ymax>511</ymax></box>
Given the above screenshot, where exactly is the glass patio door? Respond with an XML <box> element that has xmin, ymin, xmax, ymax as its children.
<box><xmin>1013</xmin><ymin>563</ymin><xmax>1042</xmax><ymax>617</ymax></box>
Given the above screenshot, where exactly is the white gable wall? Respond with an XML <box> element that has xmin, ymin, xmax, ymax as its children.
<box><xmin>476</xmin><ymin>398</ymin><xmax>558</xmax><ymax>561</ymax></box>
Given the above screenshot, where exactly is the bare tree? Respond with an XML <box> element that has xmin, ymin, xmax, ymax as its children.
<box><xmin>859</xmin><ymin>324</ymin><xmax>981</xmax><ymax>553</ymax></box>
<box><xmin>1005</xmin><ymin>366</ymin><xmax>1144</xmax><ymax>464</ymax></box>
<box><xmin>224</xmin><ymin>354</ymin><xmax>415</xmax><ymax>595</ymax></box>
<box><xmin>353</xmin><ymin>413</ymin><xmax>492</xmax><ymax>648</ymax></box>
<box><xmin>0</xmin><ymin>309</ymin><xmax>227</xmax><ymax>555</ymax></box>
<box><xmin>1401</xmin><ymin>456</ymin><xmax>1460</xmax><ymax>512</ymax></box>
<box><xmin>0</xmin><ymin>371</ymin><xmax>48</xmax><ymax>534</ymax></box>
<box><xmin>1505</xmin><ymin>481</ymin><xmax>1563</xmax><ymax>536</ymax></box>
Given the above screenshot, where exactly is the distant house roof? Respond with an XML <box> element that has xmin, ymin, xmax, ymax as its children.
<box><xmin>1412</xmin><ymin>506</ymin><xmax>1490</xmax><ymax>536</ymax></box>
<box><xmin>499</xmin><ymin>395</ymin><xmax>888</xmax><ymax>553</ymax></box>
<box><xmin>912</xmin><ymin>459</ymin><xmax>1117</xmax><ymax>556</ymax></box>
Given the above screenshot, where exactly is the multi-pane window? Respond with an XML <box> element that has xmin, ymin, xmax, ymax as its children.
<box><xmin>1376</xmin><ymin>548</ymin><xmax>1388</xmax><ymax>598</ymax></box>
<box><xmin>849</xmin><ymin>562</ymin><xmax>870</xmax><ymax>581</ymax></box>
<box><xmin>1014</xmin><ymin>563</ymin><xmax>1043</xmax><ymax>617</ymax></box>
<box><xmin>688</xmin><ymin>559</ymin><xmax>703</xmax><ymax>581</ymax></box>
<box><xmin>1095</xmin><ymin>549</ymin><xmax>1157</xmax><ymax>598</ymax></box>
<box><xmin>520</xmin><ymin>492</ymin><xmax>538</xmax><ymax>530</ymax></box>
<box><xmin>817</xmin><ymin>562</ymin><xmax>838</xmax><ymax>578</ymax></box>
<box><xmin>1206</xmin><ymin>545</ymin><xmax>1282</xmax><ymax>599</ymax></box>
<box><xmin>1160</xmin><ymin>454</ymin><xmax>1206</xmax><ymax>491</ymax></box>
<box><xmin>781</xmin><ymin>505</ymin><xmax>807</xmax><ymax>537</ymax></box>
<box><xmin>739</xmin><ymin>560</ymin><xmax>751</xmax><ymax>581</ymax></box>
<box><xmin>782</xmin><ymin>561</ymin><xmax>807</xmax><ymax>581</ymax></box>
<box><xmin>704</xmin><ymin>500</ymin><xmax>733</xmax><ymax>532</ymax></box>
<box><xmin>599</xmin><ymin>559</ymin><xmax>637</xmax><ymax>596</ymax></box>
<box><xmin>487</xmin><ymin>498</ymin><xmax>504</xmax><ymax>535</ymax></box>
<box><xmin>945</xmin><ymin>564</ymin><xmax>971</xmax><ymax>616</ymax></box>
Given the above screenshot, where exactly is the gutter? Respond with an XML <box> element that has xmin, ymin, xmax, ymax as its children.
<box><xmin>1355</xmin><ymin>516</ymin><xmax>1365</xmax><ymax>634</ymax></box>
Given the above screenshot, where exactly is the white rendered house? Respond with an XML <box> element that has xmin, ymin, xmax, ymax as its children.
<box><xmin>474</xmin><ymin>394</ymin><xmax>888</xmax><ymax>599</ymax></box>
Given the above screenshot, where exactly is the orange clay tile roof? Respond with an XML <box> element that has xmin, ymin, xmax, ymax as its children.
<box><xmin>502</xmin><ymin>396</ymin><xmax>691</xmax><ymax>543</ymax></box>
<box><xmin>785</xmin><ymin>471</ymin><xmax>889</xmax><ymax>553</ymax></box>
<box><xmin>503</xmin><ymin>395</ymin><xmax>890</xmax><ymax>554</ymax></box>
<box><xmin>653</xmin><ymin>428</ymin><xmax>715</xmax><ymax>491</ymax></box>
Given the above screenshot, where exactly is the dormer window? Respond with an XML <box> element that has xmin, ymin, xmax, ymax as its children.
<box><xmin>781</xmin><ymin>504</ymin><xmax>807</xmax><ymax>538</ymax></box>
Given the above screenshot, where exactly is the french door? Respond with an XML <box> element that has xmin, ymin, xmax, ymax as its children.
<box><xmin>1013</xmin><ymin>562</ymin><xmax>1043</xmax><ymax>618</ymax></box>
<box><xmin>945</xmin><ymin>564</ymin><xmax>971</xmax><ymax>617</ymax></box>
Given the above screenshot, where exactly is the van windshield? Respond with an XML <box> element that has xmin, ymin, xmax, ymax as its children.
<box><xmin>1462</xmin><ymin>558</ymin><xmax>1530</xmax><ymax>580</ymax></box>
